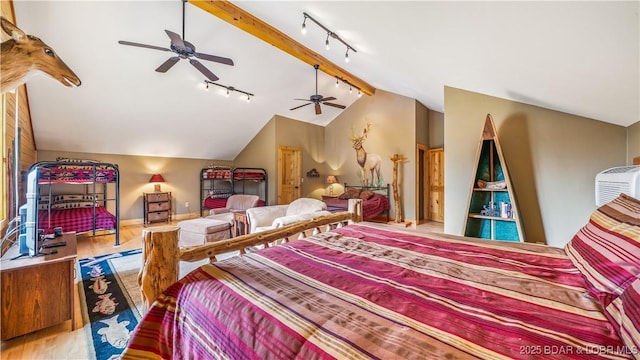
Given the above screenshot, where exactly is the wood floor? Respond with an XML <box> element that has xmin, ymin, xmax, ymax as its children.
<box><xmin>0</xmin><ymin>219</ymin><xmax>443</xmax><ymax>359</ymax></box>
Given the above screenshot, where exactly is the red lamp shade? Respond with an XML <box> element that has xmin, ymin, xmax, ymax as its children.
<box><xmin>149</xmin><ymin>174</ymin><xmax>165</xmax><ymax>192</ymax></box>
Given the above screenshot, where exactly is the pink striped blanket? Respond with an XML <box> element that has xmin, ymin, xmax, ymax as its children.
<box><xmin>122</xmin><ymin>224</ymin><xmax>632</xmax><ymax>359</ymax></box>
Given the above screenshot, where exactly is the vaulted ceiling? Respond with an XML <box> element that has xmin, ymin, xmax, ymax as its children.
<box><xmin>12</xmin><ymin>1</ymin><xmax>639</xmax><ymax>160</ymax></box>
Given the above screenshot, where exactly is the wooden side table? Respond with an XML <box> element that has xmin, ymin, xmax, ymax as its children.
<box><xmin>0</xmin><ymin>233</ymin><xmax>77</xmax><ymax>340</ymax></box>
<box><xmin>233</xmin><ymin>210</ymin><xmax>249</xmax><ymax>236</ymax></box>
<box><xmin>322</xmin><ymin>194</ymin><xmax>339</xmax><ymax>200</ymax></box>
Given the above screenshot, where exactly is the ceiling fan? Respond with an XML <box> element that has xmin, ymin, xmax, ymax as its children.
<box><xmin>290</xmin><ymin>64</ymin><xmax>346</xmax><ymax>115</ymax></box>
<box><xmin>117</xmin><ymin>0</ymin><xmax>233</xmax><ymax>81</ymax></box>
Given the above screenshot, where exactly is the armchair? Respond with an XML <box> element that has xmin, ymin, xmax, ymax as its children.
<box><xmin>246</xmin><ymin>198</ymin><xmax>331</xmax><ymax>233</ymax></box>
<box><xmin>206</xmin><ymin>194</ymin><xmax>260</xmax><ymax>224</ymax></box>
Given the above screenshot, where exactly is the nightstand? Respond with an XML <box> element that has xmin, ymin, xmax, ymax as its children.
<box><xmin>233</xmin><ymin>210</ymin><xmax>249</xmax><ymax>236</ymax></box>
<box><xmin>143</xmin><ymin>192</ymin><xmax>172</xmax><ymax>225</ymax></box>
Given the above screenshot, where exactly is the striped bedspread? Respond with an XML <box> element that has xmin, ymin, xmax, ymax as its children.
<box><xmin>122</xmin><ymin>224</ymin><xmax>631</xmax><ymax>359</ymax></box>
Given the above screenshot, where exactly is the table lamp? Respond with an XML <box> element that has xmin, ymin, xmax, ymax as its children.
<box><xmin>326</xmin><ymin>175</ymin><xmax>338</xmax><ymax>195</ymax></box>
<box><xmin>149</xmin><ymin>174</ymin><xmax>165</xmax><ymax>192</ymax></box>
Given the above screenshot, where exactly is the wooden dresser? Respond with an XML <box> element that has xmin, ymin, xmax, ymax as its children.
<box><xmin>0</xmin><ymin>233</ymin><xmax>77</xmax><ymax>340</ymax></box>
<box><xmin>143</xmin><ymin>192</ymin><xmax>172</xmax><ymax>225</ymax></box>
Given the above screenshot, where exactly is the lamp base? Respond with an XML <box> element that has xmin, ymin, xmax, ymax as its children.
<box><xmin>154</xmin><ymin>184</ymin><xmax>161</xmax><ymax>192</ymax></box>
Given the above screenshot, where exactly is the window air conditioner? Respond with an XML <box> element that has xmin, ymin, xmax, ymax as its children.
<box><xmin>595</xmin><ymin>165</ymin><xmax>640</xmax><ymax>206</ymax></box>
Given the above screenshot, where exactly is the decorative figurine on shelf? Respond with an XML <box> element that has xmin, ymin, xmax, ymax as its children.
<box><xmin>306</xmin><ymin>168</ymin><xmax>320</xmax><ymax>178</ymax></box>
<box><xmin>480</xmin><ymin>201</ymin><xmax>500</xmax><ymax>217</ymax></box>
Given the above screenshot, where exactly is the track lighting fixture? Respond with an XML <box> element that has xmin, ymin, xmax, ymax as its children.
<box><xmin>302</xmin><ymin>12</ymin><xmax>357</xmax><ymax>62</ymax></box>
<box><xmin>334</xmin><ymin>76</ymin><xmax>361</xmax><ymax>97</ymax></box>
<box><xmin>204</xmin><ymin>80</ymin><xmax>254</xmax><ymax>101</ymax></box>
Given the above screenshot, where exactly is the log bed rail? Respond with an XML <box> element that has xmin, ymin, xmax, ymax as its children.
<box><xmin>139</xmin><ymin>199</ymin><xmax>363</xmax><ymax>311</ymax></box>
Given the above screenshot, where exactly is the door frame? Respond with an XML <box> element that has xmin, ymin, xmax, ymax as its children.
<box><xmin>415</xmin><ymin>144</ymin><xmax>428</xmax><ymax>225</ymax></box>
<box><xmin>277</xmin><ymin>145</ymin><xmax>302</xmax><ymax>204</ymax></box>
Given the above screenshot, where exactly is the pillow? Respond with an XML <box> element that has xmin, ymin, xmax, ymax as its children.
<box><xmin>338</xmin><ymin>188</ymin><xmax>361</xmax><ymax>200</ymax></box>
<box><xmin>56</xmin><ymin>157</ymin><xmax>98</xmax><ymax>163</ymax></box>
<box><xmin>359</xmin><ymin>190</ymin><xmax>375</xmax><ymax>200</ymax></box>
<box><xmin>50</xmin><ymin>201</ymin><xmax>95</xmax><ymax>209</ymax></box>
<box><xmin>604</xmin><ymin>277</ymin><xmax>640</xmax><ymax>356</ymax></box>
<box><xmin>565</xmin><ymin>193</ymin><xmax>640</xmax><ymax>298</ymax></box>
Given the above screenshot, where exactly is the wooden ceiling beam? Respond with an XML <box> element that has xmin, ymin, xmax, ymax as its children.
<box><xmin>189</xmin><ymin>0</ymin><xmax>376</xmax><ymax>96</ymax></box>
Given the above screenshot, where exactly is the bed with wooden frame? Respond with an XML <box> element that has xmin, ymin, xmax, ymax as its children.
<box><xmin>122</xmin><ymin>195</ymin><xmax>640</xmax><ymax>359</ymax></box>
<box><xmin>323</xmin><ymin>183</ymin><xmax>390</xmax><ymax>222</ymax></box>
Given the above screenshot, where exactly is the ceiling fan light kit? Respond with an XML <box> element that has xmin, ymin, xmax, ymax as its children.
<box><xmin>301</xmin><ymin>12</ymin><xmax>356</xmax><ymax>63</ymax></box>
<box><xmin>118</xmin><ymin>0</ymin><xmax>234</xmax><ymax>82</ymax></box>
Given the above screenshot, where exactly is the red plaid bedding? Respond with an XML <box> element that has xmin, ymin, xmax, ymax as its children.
<box><xmin>37</xmin><ymin>206</ymin><xmax>116</xmax><ymax>234</ymax></box>
<box><xmin>203</xmin><ymin>197</ymin><xmax>266</xmax><ymax>210</ymax></box>
<box><xmin>233</xmin><ymin>169</ymin><xmax>266</xmax><ymax>181</ymax></box>
<box><xmin>323</xmin><ymin>193</ymin><xmax>389</xmax><ymax>220</ymax></box>
<box><xmin>122</xmin><ymin>224</ymin><xmax>631</xmax><ymax>359</ymax></box>
<box><xmin>37</xmin><ymin>167</ymin><xmax>116</xmax><ymax>184</ymax></box>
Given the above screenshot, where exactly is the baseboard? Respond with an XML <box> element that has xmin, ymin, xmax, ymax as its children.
<box><xmin>120</xmin><ymin>212</ymin><xmax>198</xmax><ymax>227</ymax></box>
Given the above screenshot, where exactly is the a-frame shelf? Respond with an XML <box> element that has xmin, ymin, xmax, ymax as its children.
<box><xmin>464</xmin><ymin>114</ymin><xmax>525</xmax><ymax>242</ymax></box>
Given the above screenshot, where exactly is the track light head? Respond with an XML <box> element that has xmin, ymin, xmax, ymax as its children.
<box><xmin>325</xmin><ymin>34</ymin><xmax>330</xmax><ymax>50</ymax></box>
<box><xmin>301</xmin><ymin>18</ymin><xmax>307</xmax><ymax>34</ymax></box>
<box><xmin>335</xmin><ymin>77</ymin><xmax>339</xmax><ymax>87</ymax></box>
<box><xmin>345</xmin><ymin>49</ymin><xmax>350</xmax><ymax>63</ymax></box>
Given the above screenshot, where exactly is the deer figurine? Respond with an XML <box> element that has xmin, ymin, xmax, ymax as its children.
<box><xmin>1</xmin><ymin>16</ymin><xmax>81</xmax><ymax>94</ymax></box>
<box><xmin>351</xmin><ymin>123</ymin><xmax>382</xmax><ymax>186</ymax></box>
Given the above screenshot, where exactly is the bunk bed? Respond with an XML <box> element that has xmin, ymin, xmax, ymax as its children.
<box><xmin>200</xmin><ymin>166</ymin><xmax>233</xmax><ymax>216</ymax></box>
<box><xmin>323</xmin><ymin>183</ymin><xmax>390</xmax><ymax>222</ymax></box>
<box><xmin>200</xmin><ymin>167</ymin><xmax>267</xmax><ymax>216</ymax></box>
<box><xmin>30</xmin><ymin>159</ymin><xmax>120</xmax><ymax>246</ymax></box>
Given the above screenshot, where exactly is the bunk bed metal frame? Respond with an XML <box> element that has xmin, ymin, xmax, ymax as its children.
<box><xmin>200</xmin><ymin>167</ymin><xmax>268</xmax><ymax>216</ymax></box>
<box><xmin>29</xmin><ymin>160</ymin><xmax>120</xmax><ymax>246</ymax></box>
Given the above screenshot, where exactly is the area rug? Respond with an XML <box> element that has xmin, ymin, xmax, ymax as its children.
<box><xmin>78</xmin><ymin>249</ymin><xmax>213</xmax><ymax>360</ymax></box>
<box><xmin>78</xmin><ymin>249</ymin><xmax>143</xmax><ymax>360</ymax></box>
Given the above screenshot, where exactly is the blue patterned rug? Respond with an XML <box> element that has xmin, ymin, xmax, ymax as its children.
<box><xmin>78</xmin><ymin>249</ymin><xmax>143</xmax><ymax>360</ymax></box>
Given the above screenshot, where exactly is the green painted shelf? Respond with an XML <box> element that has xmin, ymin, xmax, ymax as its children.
<box><xmin>464</xmin><ymin>114</ymin><xmax>525</xmax><ymax>242</ymax></box>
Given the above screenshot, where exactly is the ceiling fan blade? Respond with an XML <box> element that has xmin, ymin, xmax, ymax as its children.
<box><xmin>195</xmin><ymin>52</ymin><xmax>234</xmax><ymax>66</ymax></box>
<box><xmin>315</xmin><ymin>103</ymin><xmax>322</xmax><ymax>115</ymax></box>
<box><xmin>118</xmin><ymin>40</ymin><xmax>171</xmax><ymax>52</ymax></box>
<box><xmin>290</xmin><ymin>103</ymin><xmax>312</xmax><ymax>111</ymax></box>
<box><xmin>189</xmin><ymin>59</ymin><xmax>219</xmax><ymax>81</ymax></box>
<box><xmin>323</xmin><ymin>102</ymin><xmax>346</xmax><ymax>109</ymax></box>
<box><xmin>320</xmin><ymin>97</ymin><xmax>336</xmax><ymax>102</ymax></box>
<box><xmin>165</xmin><ymin>30</ymin><xmax>186</xmax><ymax>49</ymax></box>
<box><xmin>155</xmin><ymin>56</ymin><xmax>180</xmax><ymax>73</ymax></box>
<box><xmin>293</xmin><ymin>98</ymin><xmax>313</xmax><ymax>102</ymax></box>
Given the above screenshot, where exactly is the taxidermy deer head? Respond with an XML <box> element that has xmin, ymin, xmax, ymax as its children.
<box><xmin>1</xmin><ymin>16</ymin><xmax>81</xmax><ymax>94</ymax></box>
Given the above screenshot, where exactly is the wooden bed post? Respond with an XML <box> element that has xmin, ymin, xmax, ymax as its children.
<box><xmin>138</xmin><ymin>226</ymin><xmax>180</xmax><ymax>313</ymax></box>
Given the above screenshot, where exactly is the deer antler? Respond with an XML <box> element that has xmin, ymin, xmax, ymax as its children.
<box><xmin>350</xmin><ymin>126</ymin><xmax>360</xmax><ymax>142</ymax></box>
<box><xmin>1</xmin><ymin>16</ymin><xmax>81</xmax><ymax>94</ymax></box>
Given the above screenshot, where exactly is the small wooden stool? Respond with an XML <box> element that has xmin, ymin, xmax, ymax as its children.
<box><xmin>138</xmin><ymin>226</ymin><xmax>179</xmax><ymax>313</ymax></box>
